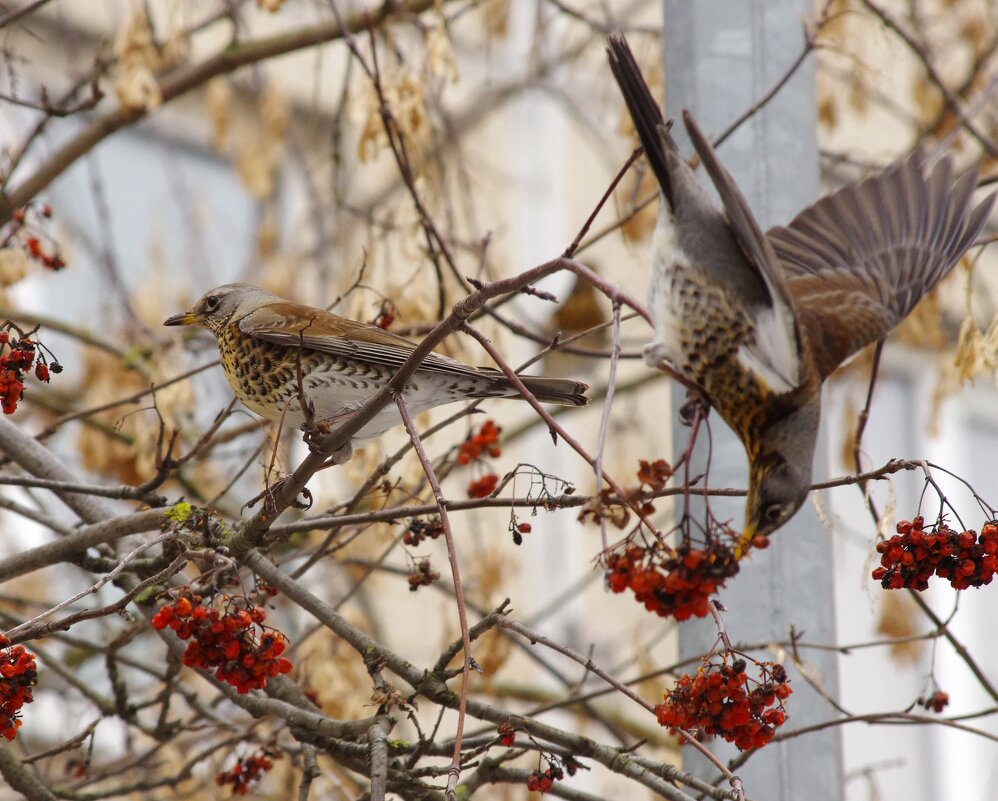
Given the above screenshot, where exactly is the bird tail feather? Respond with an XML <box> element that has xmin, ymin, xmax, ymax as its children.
<box><xmin>606</xmin><ymin>32</ymin><xmax>678</xmax><ymax>208</ymax></box>
<box><xmin>471</xmin><ymin>371</ymin><xmax>590</xmax><ymax>407</ymax></box>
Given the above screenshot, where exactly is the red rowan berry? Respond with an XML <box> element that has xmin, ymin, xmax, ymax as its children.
<box><xmin>920</xmin><ymin>691</ymin><xmax>949</xmax><ymax>713</ymax></box>
<box><xmin>606</xmin><ymin>542</ymin><xmax>737</xmax><ymax>621</ymax></box>
<box><xmin>467</xmin><ymin>472</ymin><xmax>499</xmax><ymax>498</ymax></box>
<box><xmin>0</xmin><ymin>641</ymin><xmax>37</xmax><ymax>740</ymax></box>
<box><xmin>655</xmin><ymin>659</ymin><xmax>791</xmax><ymax>751</ymax></box>
<box><xmin>215</xmin><ymin>750</ymin><xmax>276</xmax><ymax>795</ymax></box>
<box><xmin>154</xmin><ymin>594</ymin><xmax>292</xmax><ymax>692</ymax></box>
<box><xmin>874</xmin><ymin>518</ymin><xmax>998</xmax><ymax>591</ymax></box>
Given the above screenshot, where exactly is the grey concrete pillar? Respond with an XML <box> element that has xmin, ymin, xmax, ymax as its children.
<box><xmin>664</xmin><ymin>3</ymin><xmax>844</xmax><ymax>799</ymax></box>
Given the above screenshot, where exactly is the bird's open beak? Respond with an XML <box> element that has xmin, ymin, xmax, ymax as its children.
<box><xmin>163</xmin><ymin>311</ymin><xmax>198</xmax><ymax>326</ymax></box>
<box><xmin>735</xmin><ymin>520</ymin><xmax>756</xmax><ymax>560</ymax></box>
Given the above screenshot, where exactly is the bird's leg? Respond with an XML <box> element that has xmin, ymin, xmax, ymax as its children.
<box><xmin>243</xmin><ymin>429</ymin><xmax>352</xmax><ymax>515</ymax></box>
<box><xmin>644</xmin><ymin>346</ymin><xmax>711</xmax><ymax>419</ymax></box>
<box><xmin>241</xmin><ymin>419</ymin><xmax>313</xmax><ymax>513</ymax></box>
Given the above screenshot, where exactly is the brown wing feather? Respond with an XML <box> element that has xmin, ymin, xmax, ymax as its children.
<box><xmin>238</xmin><ymin>302</ymin><xmax>485</xmax><ymax>378</ymax></box>
<box><xmin>768</xmin><ymin>154</ymin><xmax>995</xmax><ymax>378</ymax></box>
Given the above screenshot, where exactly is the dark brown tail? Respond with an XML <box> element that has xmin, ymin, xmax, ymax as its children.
<box><xmin>473</xmin><ymin>369</ymin><xmax>590</xmax><ymax>407</ymax></box>
<box><xmin>515</xmin><ymin>375</ymin><xmax>590</xmax><ymax>407</ymax></box>
<box><xmin>606</xmin><ymin>32</ymin><xmax>678</xmax><ymax>209</ymax></box>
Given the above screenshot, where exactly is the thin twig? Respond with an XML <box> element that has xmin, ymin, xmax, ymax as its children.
<box><xmin>394</xmin><ymin>393</ymin><xmax>472</xmax><ymax>801</ymax></box>
<box><xmin>858</xmin><ymin>0</ymin><xmax>998</xmax><ymax>157</ymax></box>
<box><xmin>593</xmin><ymin>301</ymin><xmax>622</xmax><ymax>553</ymax></box>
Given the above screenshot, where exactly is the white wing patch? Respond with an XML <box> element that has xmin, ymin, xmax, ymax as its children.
<box><xmin>644</xmin><ymin>204</ymin><xmax>689</xmax><ymax>369</ymax></box>
<box><xmin>737</xmin><ymin>302</ymin><xmax>801</xmax><ymax>395</ymax></box>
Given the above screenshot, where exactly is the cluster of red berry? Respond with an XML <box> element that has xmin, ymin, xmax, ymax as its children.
<box><xmin>407</xmin><ymin>559</ymin><xmax>440</xmax><ymax>591</ymax></box>
<box><xmin>215</xmin><ymin>750</ymin><xmax>275</xmax><ymax>795</ymax></box>
<box><xmin>23</xmin><ymin>236</ymin><xmax>65</xmax><ymax>271</ymax></box>
<box><xmin>402</xmin><ymin>516</ymin><xmax>444</xmax><ymax>546</ymax></box>
<box><xmin>526</xmin><ymin>766</ymin><xmax>564</xmax><ymax>794</ymax></box>
<box><xmin>497</xmin><ymin>721</ymin><xmax>517</xmax><ymax>746</ymax></box>
<box><xmin>526</xmin><ymin>757</ymin><xmax>581</xmax><ymax>793</ymax></box>
<box><xmin>0</xmin><ymin>636</ymin><xmax>36</xmax><ymax>741</ymax></box>
<box><xmin>467</xmin><ymin>472</ymin><xmax>499</xmax><ymax>499</ymax></box>
<box><xmin>458</xmin><ymin>419</ymin><xmax>502</xmax><ymax>464</ymax></box>
<box><xmin>606</xmin><ymin>543</ymin><xmax>738</xmax><ymax>621</ymax></box>
<box><xmin>0</xmin><ymin>331</ymin><xmax>61</xmax><ymax>415</ymax></box>
<box><xmin>919</xmin><ymin>690</ymin><xmax>949</xmax><ymax>713</ymax></box>
<box><xmin>151</xmin><ymin>594</ymin><xmax>293</xmax><ymax>694</ymax></box>
<box><xmin>459</xmin><ymin>420</ymin><xmax>502</xmax><ymax>499</ymax></box>
<box><xmin>494</xmin><ymin>725</ymin><xmax>584</xmax><ymax>791</ymax></box>
<box><xmin>10</xmin><ymin>206</ymin><xmax>65</xmax><ymax>270</ymax></box>
<box><xmin>254</xmin><ymin>578</ymin><xmax>279</xmax><ymax>598</ymax></box>
<box><xmin>872</xmin><ymin>517</ymin><xmax>998</xmax><ymax>591</ymax></box>
<box><xmin>655</xmin><ymin>659</ymin><xmax>792</xmax><ymax>751</ymax></box>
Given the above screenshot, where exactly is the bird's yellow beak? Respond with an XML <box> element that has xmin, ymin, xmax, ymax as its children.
<box><xmin>735</xmin><ymin>520</ymin><xmax>756</xmax><ymax>560</ymax></box>
<box><xmin>163</xmin><ymin>311</ymin><xmax>198</xmax><ymax>326</ymax></box>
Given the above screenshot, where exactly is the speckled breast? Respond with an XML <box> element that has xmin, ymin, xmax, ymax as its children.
<box><xmin>216</xmin><ymin>323</ymin><xmax>412</xmax><ymax>424</ymax></box>
<box><xmin>662</xmin><ymin>271</ymin><xmax>772</xmax><ymax>443</ymax></box>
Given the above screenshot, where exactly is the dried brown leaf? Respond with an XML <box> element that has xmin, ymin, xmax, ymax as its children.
<box><xmin>114</xmin><ymin>9</ymin><xmax>163</xmax><ymax>111</ymax></box>
<box><xmin>0</xmin><ymin>247</ymin><xmax>29</xmax><ymax>287</ymax></box>
<box><xmin>206</xmin><ymin>79</ymin><xmax>233</xmax><ymax>153</ymax></box>
<box><xmin>480</xmin><ymin>0</ymin><xmax>509</xmax><ymax>38</ymax></box>
<box><xmin>876</xmin><ymin>590</ymin><xmax>923</xmax><ymax>664</ymax></box>
<box><xmin>426</xmin><ymin>17</ymin><xmax>459</xmax><ymax>83</ymax></box>
<box><xmin>954</xmin><ymin>314</ymin><xmax>983</xmax><ymax>384</ymax></box>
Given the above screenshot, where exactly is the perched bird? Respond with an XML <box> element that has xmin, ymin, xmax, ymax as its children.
<box><xmin>607</xmin><ymin>32</ymin><xmax>995</xmax><ymax>547</ymax></box>
<box><xmin>164</xmin><ymin>284</ymin><xmax>589</xmax><ymax>460</ymax></box>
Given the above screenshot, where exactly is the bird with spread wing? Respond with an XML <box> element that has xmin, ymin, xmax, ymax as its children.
<box><xmin>607</xmin><ymin>32</ymin><xmax>995</xmax><ymax>550</ymax></box>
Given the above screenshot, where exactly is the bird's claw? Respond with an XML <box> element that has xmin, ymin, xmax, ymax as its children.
<box><xmin>679</xmin><ymin>388</ymin><xmax>710</xmax><ymax>426</ymax></box>
<box><xmin>302</xmin><ymin>416</ymin><xmax>354</xmax><ymax>464</ymax></box>
<box><xmin>301</xmin><ymin>417</ymin><xmax>330</xmax><ymax>451</ymax></box>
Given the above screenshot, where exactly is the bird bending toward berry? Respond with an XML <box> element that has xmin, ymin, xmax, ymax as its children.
<box><xmin>607</xmin><ymin>32</ymin><xmax>995</xmax><ymax>550</ymax></box>
<box><xmin>165</xmin><ymin>283</ymin><xmax>589</xmax><ymax>462</ymax></box>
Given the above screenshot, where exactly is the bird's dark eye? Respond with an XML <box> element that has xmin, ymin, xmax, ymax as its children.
<box><xmin>204</xmin><ymin>295</ymin><xmax>220</xmax><ymax>312</ymax></box>
<box><xmin>763</xmin><ymin>503</ymin><xmax>784</xmax><ymax>523</ymax></box>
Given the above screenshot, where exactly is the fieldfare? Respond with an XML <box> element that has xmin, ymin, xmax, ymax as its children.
<box><xmin>607</xmin><ymin>33</ymin><xmax>995</xmax><ymax>547</ymax></box>
<box><xmin>165</xmin><ymin>284</ymin><xmax>589</xmax><ymax>460</ymax></box>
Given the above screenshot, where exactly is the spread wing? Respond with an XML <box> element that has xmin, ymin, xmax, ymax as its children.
<box><xmin>238</xmin><ymin>302</ymin><xmax>485</xmax><ymax>378</ymax></box>
<box><xmin>767</xmin><ymin>154</ymin><xmax>995</xmax><ymax>379</ymax></box>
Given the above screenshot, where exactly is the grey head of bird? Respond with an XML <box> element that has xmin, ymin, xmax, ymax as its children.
<box><xmin>741</xmin><ymin>395</ymin><xmax>821</xmax><ymax>552</ymax></box>
<box><xmin>163</xmin><ymin>284</ymin><xmax>279</xmax><ymax>334</ymax></box>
